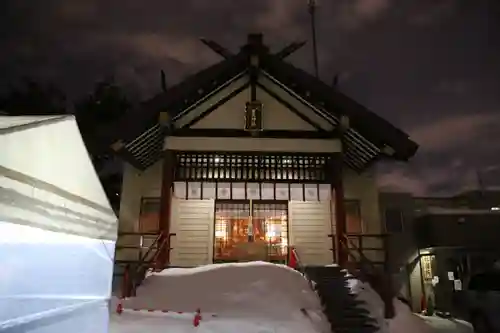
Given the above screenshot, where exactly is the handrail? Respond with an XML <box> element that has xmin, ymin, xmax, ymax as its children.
<box><xmin>343</xmin><ymin>235</ymin><xmax>373</xmax><ymax>267</ymax></box>
<box><xmin>340</xmin><ymin>235</ymin><xmax>394</xmax><ymax>319</ymax></box>
<box><xmin>118</xmin><ymin>231</ymin><xmax>160</xmax><ymax>236</ymax></box>
<box><xmin>290</xmin><ymin>247</ymin><xmax>317</xmax><ymax>292</ymax></box>
<box><xmin>150</xmin><ymin>234</ymin><xmax>171</xmax><ymax>271</ymax></box>
<box><xmin>138</xmin><ymin>232</ymin><xmax>163</xmax><ymax>263</ymax></box>
<box><xmin>120</xmin><ymin>232</ymin><xmax>176</xmax><ymax>298</ymax></box>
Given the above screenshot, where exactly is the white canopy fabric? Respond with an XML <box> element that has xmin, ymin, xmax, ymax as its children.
<box><xmin>0</xmin><ymin>116</ymin><xmax>117</xmax><ymax>333</ymax></box>
<box><xmin>0</xmin><ymin>115</ymin><xmax>117</xmax><ymax>240</ymax></box>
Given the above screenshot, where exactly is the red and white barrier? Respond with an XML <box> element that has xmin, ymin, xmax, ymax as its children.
<box><xmin>116</xmin><ymin>302</ymin><xmax>214</xmax><ymax>326</ymax></box>
<box><xmin>193</xmin><ymin>308</ymin><xmax>202</xmax><ymax>327</ymax></box>
<box><xmin>116</xmin><ymin>299</ymin><xmax>124</xmax><ymax>314</ymax></box>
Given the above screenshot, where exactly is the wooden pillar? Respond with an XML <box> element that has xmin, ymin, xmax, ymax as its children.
<box><xmin>331</xmin><ymin>154</ymin><xmax>348</xmax><ymax>267</ymax></box>
<box><xmin>333</xmin><ymin>115</ymin><xmax>350</xmax><ymax>267</ymax></box>
<box><xmin>157</xmin><ymin>149</ymin><xmax>175</xmax><ymax>268</ymax></box>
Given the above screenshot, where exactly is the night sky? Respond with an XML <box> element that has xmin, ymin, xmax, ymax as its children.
<box><xmin>1</xmin><ymin>0</ymin><xmax>499</xmax><ymax>195</ymax></box>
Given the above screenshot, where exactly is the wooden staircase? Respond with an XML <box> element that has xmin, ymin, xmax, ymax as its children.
<box><xmin>290</xmin><ymin>237</ymin><xmax>393</xmax><ymax>333</ymax></box>
<box><xmin>304</xmin><ymin>265</ymin><xmax>380</xmax><ymax>333</ymax></box>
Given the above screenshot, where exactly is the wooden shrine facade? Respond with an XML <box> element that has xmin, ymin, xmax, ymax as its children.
<box><xmin>111</xmin><ymin>33</ymin><xmax>418</xmax><ymax>268</ymax></box>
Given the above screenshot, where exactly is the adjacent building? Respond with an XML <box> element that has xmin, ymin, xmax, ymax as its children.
<box><xmin>379</xmin><ymin>189</ymin><xmax>500</xmax><ymax>312</ymax></box>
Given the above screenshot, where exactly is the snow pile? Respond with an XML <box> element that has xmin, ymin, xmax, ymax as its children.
<box><xmin>417</xmin><ymin>315</ymin><xmax>473</xmax><ymax>333</ymax></box>
<box><xmin>115</xmin><ymin>263</ymin><xmax>472</xmax><ymax>333</ymax></box>
<box><xmin>347</xmin><ymin>277</ymin><xmax>472</xmax><ymax>333</ymax></box>
<box><xmin>123</xmin><ymin>262</ymin><xmax>326</xmax><ymax>322</ymax></box>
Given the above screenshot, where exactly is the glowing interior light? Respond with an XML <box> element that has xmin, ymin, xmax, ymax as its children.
<box><xmin>214</xmin><ymin>157</ymin><xmax>220</xmax><ymax>163</ymax></box>
<box><xmin>215</xmin><ymin>219</ymin><xmax>227</xmax><ymax>239</ymax></box>
<box><xmin>491</xmin><ymin>207</ymin><xmax>500</xmax><ymax>211</ymax></box>
<box><xmin>266</xmin><ymin>231</ymin><xmax>276</xmax><ymax>238</ymax></box>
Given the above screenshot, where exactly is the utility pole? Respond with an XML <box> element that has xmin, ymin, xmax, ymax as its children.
<box><xmin>308</xmin><ymin>0</ymin><xmax>319</xmax><ymax>78</ymax></box>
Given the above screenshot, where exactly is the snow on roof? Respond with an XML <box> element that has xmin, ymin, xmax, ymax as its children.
<box><xmin>423</xmin><ymin>207</ymin><xmax>500</xmax><ymax>215</ymax></box>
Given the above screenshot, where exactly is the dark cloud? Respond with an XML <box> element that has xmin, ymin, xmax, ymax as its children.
<box><xmin>1</xmin><ymin>0</ymin><xmax>499</xmax><ymax>195</ymax></box>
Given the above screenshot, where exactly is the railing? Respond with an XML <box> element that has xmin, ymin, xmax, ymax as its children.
<box><xmin>345</xmin><ymin>233</ymin><xmax>389</xmax><ymax>269</ymax></box>
<box><xmin>289</xmin><ymin>247</ymin><xmax>315</xmax><ymax>291</ymax></box>
<box><xmin>115</xmin><ymin>232</ymin><xmax>162</xmax><ymax>264</ymax></box>
<box><xmin>119</xmin><ymin>232</ymin><xmax>176</xmax><ymax>298</ymax></box>
<box><xmin>327</xmin><ymin>233</ymin><xmax>388</xmax><ymax>269</ymax></box>
<box><xmin>339</xmin><ymin>234</ymin><xmax>394</xmax><ymax>319</ymax></box>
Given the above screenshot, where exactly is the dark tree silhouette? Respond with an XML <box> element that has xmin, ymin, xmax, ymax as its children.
<box><xmin>0</xmin><ymin>79</ymin><xmax>67</xmax><ymax>115</ymax></box>
<box><xmin>74</xmin><ymin>79</ymin><xmax>131</xmax><ymax>174</ymax></box>
<box><xmin>74</xmin><ymin>80</ymin><xmax>130</xmax><ymax>133</ymax></box>
<box><xmin>1</xmin><ymin>78</ymin><xmax>130</xmax><ymax>212</ymax></box>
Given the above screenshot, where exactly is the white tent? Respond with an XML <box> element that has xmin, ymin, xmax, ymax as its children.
<box><xmin>0</xmin><ymin>116</ymin><xmax>118</xmax><ymax>333</ymax></box>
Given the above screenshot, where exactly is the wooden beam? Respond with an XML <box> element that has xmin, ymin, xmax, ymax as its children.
<box><xmin>171</xmin><ymin>128</ymin><xmax>337</xmax><ymax>139</ymax></box>
<box><xmin>249</xmin><ymin>55</ymin><xmax>258</xmax><ymax>101</ymax></box>
<box><xmin>256</xmin><ymin>81</ymin><xmax>326</xmax><ymax>132</ymax></box>
<box><xmin>199</xmin><ymin>38</ymin><xmax>233</xmax><ymax>59</ymax></box>
<box><xmin>165</xmin><ymin>136</ymin><xmax>341</xmax><ymax>153</ymax></box>
<box><xmin>181</xmin><ymin>82</ymin><xmax>250</xmax><ymax>128</ymax></box>
<box><xmin>274</xmin><ymin>41</ymin><xmax>306</xmax><ymax>59</ymax></box>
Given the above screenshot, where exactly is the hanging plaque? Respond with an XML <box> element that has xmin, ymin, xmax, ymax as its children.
<box><xmin>290</xmin><ymin>184</ymin><xmax>304</xmax><ymax>201</ymax></box>
<box><xmin>173</xmin><ymin>182</ymin><xmax>186</xmax><ymax>199</ymax></box>
<box><xmin>187</xmin><ymin>182</ymin><xmax>201</xmax><ymax>200</ymax></box>
<box><xmin>275</xmin><ymin>183</ymin><xmax>289</xmax><ymax>200</ymax></box>
<box><xmin>217</xmin><ymin>182</ymin><xmax>231</xmax><ymax>199</ymax></box>
<box><xmin>232</xmin><ymin>183</ymin><xmax>246</xmax><ymax>200</ymax></box>
<box><xmin>244</xmin><ymin>100</ymin><xmax>263</xmax><ymax>131</ymax></box>
<box><xmin>304</xmin><ymin>184</ymin><xmax>319</xmax><ymax>201</ymax></box>
<box><xmin>247</xmin><ymin>183</ymin><xmax>260</xmax><ymax>199</ymax></box>
<box><xmin>261</xmin><ymin>183</ymin><xmax>274</xmax><ymax>200</ymax></box>
<box><xmin>202</xmin><ymin>182</ymin><xmax>216</xmax><ymax>200</ymax></box>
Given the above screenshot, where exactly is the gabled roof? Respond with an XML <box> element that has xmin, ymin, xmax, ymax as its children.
<box><xmin>108</xmin><ymin>34</ymin><xmax>418</xmax><ymax>171</ymax></box>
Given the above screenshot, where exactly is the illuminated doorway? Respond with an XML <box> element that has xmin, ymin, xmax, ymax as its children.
<box><xmin>213</xmin><ymin>200</ymin><xmax>289</xmax><ymax>263</ymax></box>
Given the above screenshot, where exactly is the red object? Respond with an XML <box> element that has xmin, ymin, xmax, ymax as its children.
<box><xmin>116</xmin><ymin>301</ymin><xmax>123</xmax><ymax>315</ymax></box>
<box><xmin>193</xmin><ymin>308</ymin><xmax>202</xmax><ymax>327</ymax></box>
<box><xmin>288</xmin><ymin>247</ymin><xmax>299</xmax><ymax>269</ymax></box>
<box><xmin>121</xmin><ymin>266</ymin><xmax>130</xmax><ymax>298</ymax></box>
<box><xmin>420</xmin><ymin>294</ymin><xmax>427</xmax><ymax>312</ymax></box>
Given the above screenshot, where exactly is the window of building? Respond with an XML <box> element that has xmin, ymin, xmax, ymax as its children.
<box><xmin>385</xmin><ymin>208</ymin><xmax>404</xmax><ymax>233</ymax></box>
<box><xmin>345</xmin><ymin>200</ymin><xmax>363</xmax><ymax>234</ymax></box>
<box><xmin>139</xmin><ymin>198</ymin><xmax>161</xmax><ymax>233</ymax></box>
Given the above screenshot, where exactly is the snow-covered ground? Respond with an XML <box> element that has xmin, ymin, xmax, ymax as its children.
<box><xmin>348</xmin><ymin>278</ymin><xmax>473</xmax><ymax>333</ymax></box>
<box><xmin>109</xmin><ymin>310</ymin><xmax>322</xmax><ymax>333</ymax></box>
<box><xmin>109</xmin><ymin>262</ymin><xmax>473</xmax><ymax>333</ymax></box>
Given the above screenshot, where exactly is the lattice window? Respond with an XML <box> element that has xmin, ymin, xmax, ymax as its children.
<box><xmin>175</xmin><ymin>152</ymin><xmax>331</xmax><ymax>183</ymax></box>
